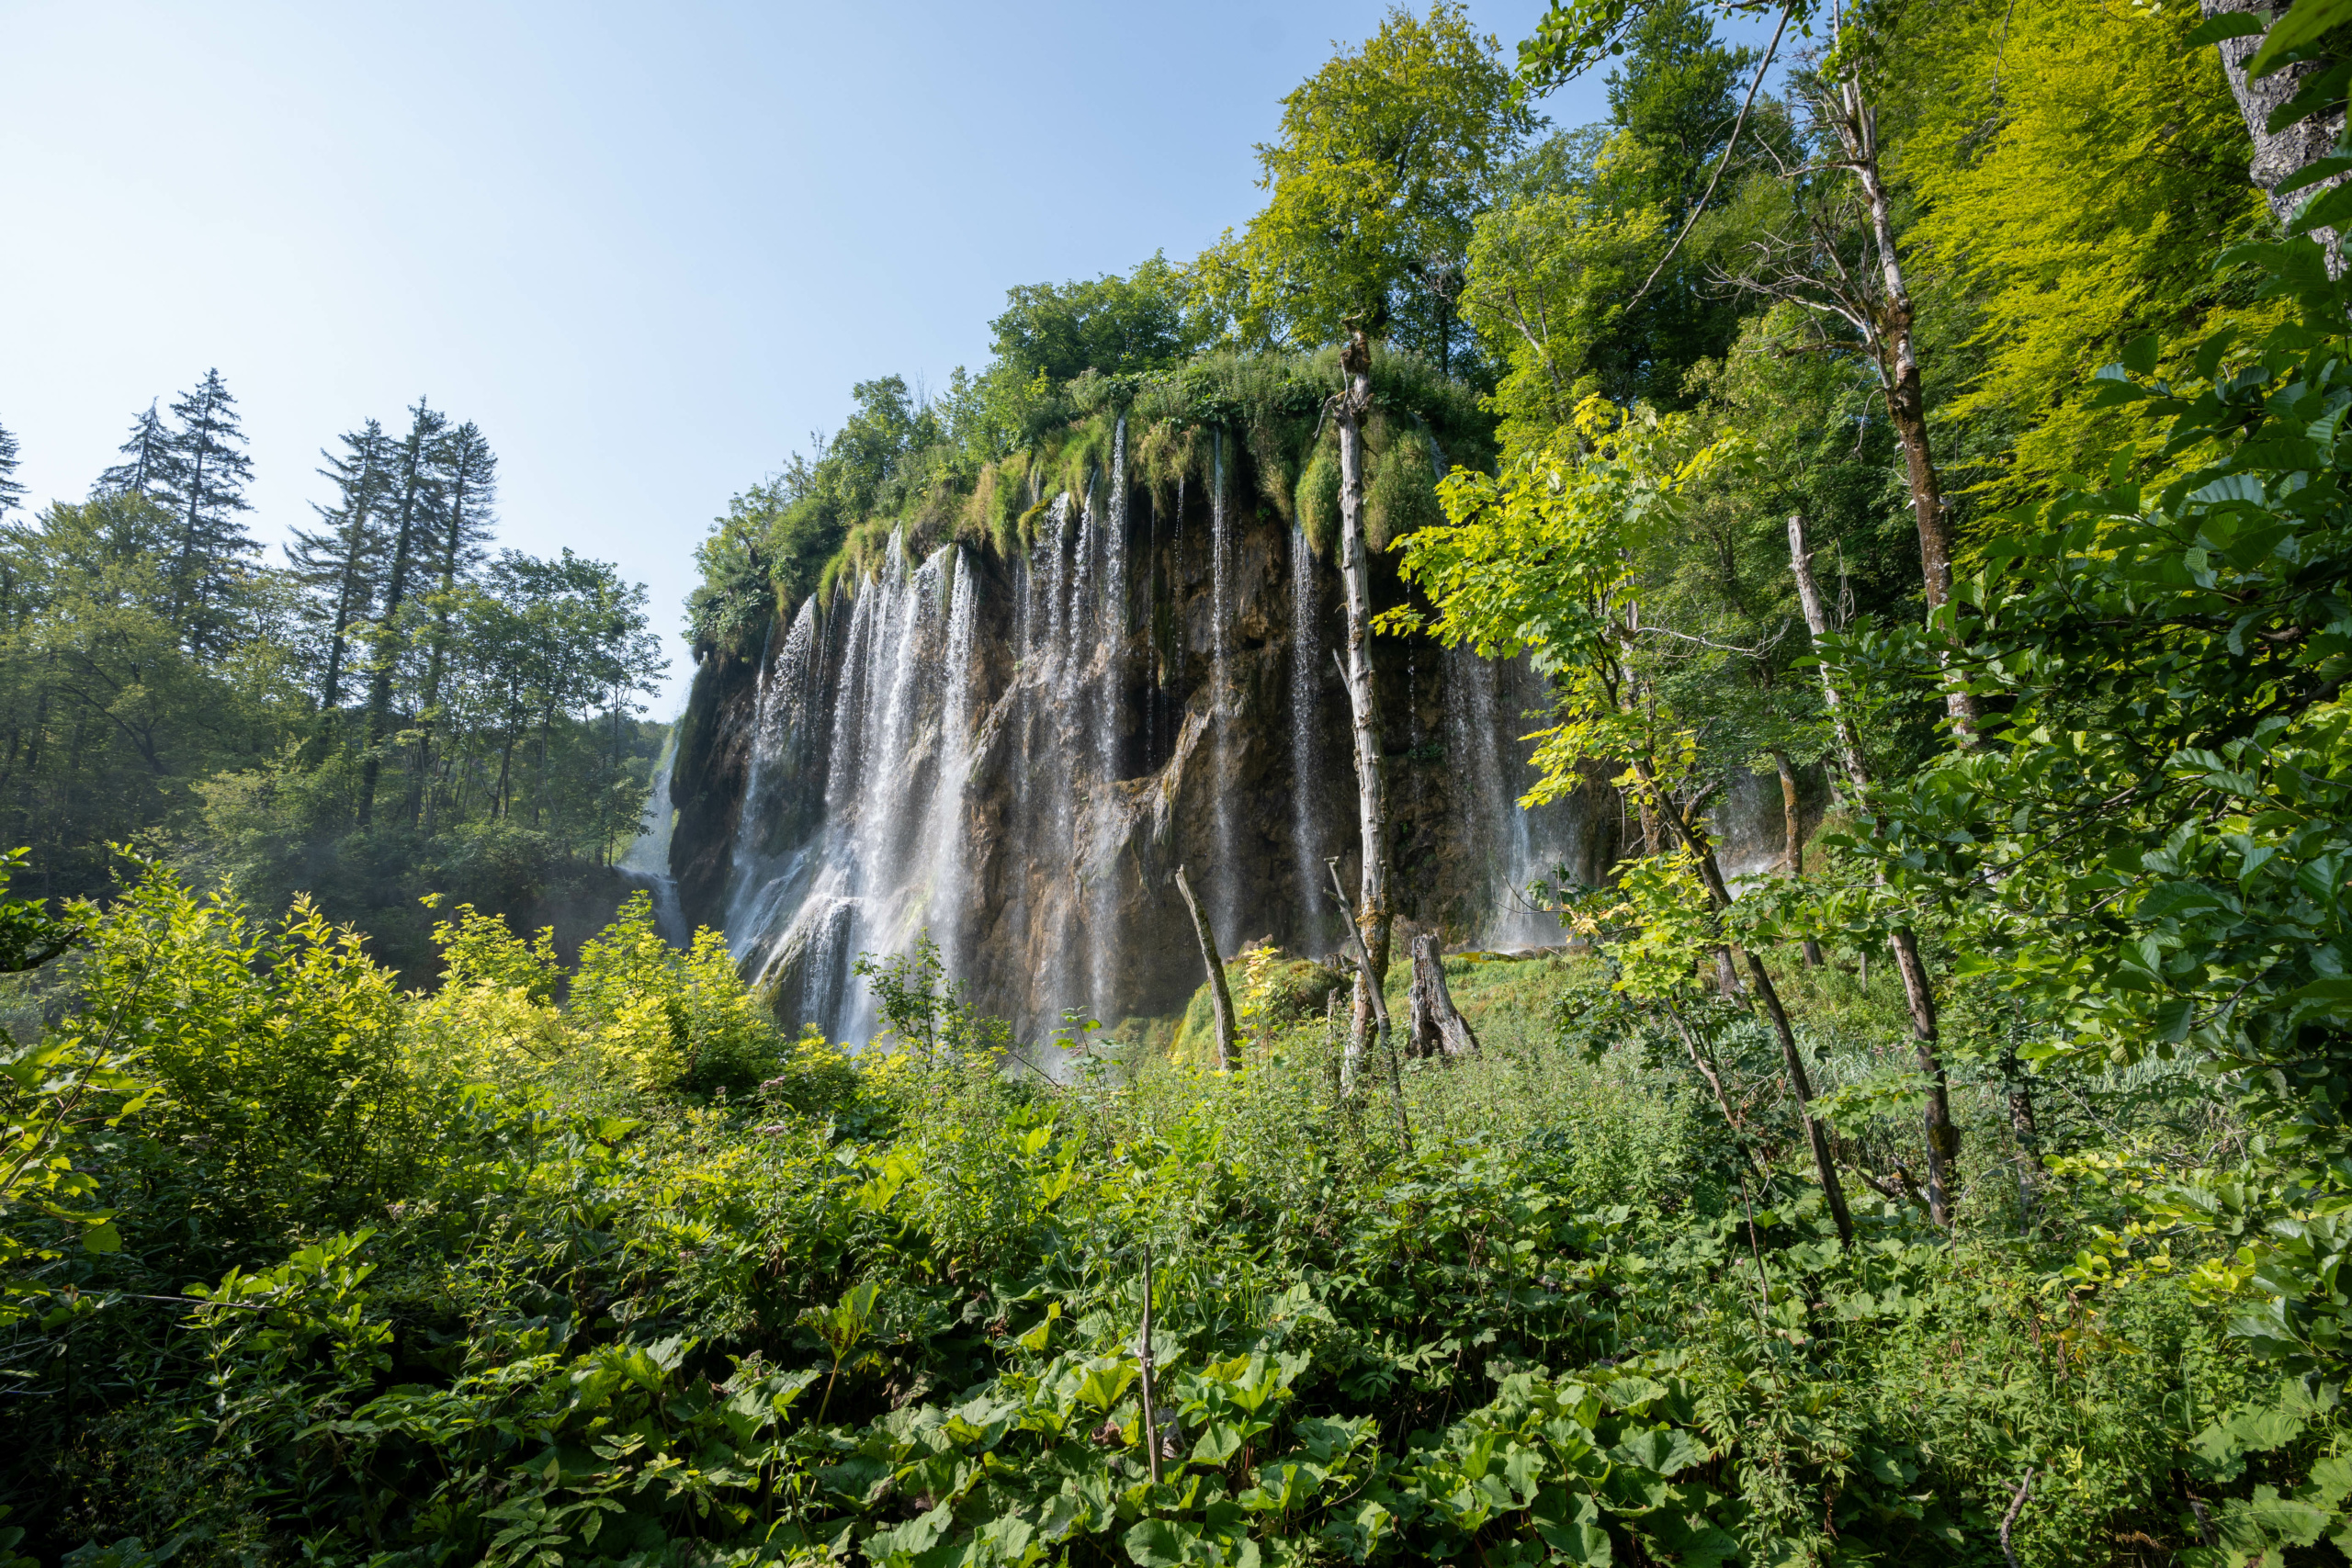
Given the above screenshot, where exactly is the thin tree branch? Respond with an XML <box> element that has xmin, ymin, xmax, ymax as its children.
<box><xmin>1623</xmin><ymin>1</ymin><xmax>1792</xmax><ymax>310</ymax></box>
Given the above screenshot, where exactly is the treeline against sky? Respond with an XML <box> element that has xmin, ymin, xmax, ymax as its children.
<box><xmin>0</xmin><ymin>377</ymin><xmax>665</xmax><ymax>975</ymax></box>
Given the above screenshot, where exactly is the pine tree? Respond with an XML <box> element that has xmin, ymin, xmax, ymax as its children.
<box><xmin>285</xmin><ymin>421</ymin><xmax>394</xmax><ymax>717</ymax></box>
<box><xmin>94</xmin><ymin>402</ymin><xmax>175</xmax><ymax>500</ymax></box>
<box><xmin>0</xmin><ymin>419</ymin><xmax>24</xmax><ymax>520</ymax></box>
<box><xmin>355</xmin><ymin>398</ymin><xmax>446</xmax><ymax>826</ymax></box>
<box><xmin>411</xmin><ymin>421</ymin><xmax>497</xmax><ymax>827</ymax></box>
<box><xmin>158</xmin><ymin>370</ymin><xmax>257</xmax><ymax>651</ymax></box>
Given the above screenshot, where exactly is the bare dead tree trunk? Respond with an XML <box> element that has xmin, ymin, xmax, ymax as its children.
<box><xmin>1790</xmin><ymin>513</ymin><xmax>1960</xmax><ymax>1227</ymax></box>
<box><xmin>2201</xmin><ymin>0</ymin><xmax>2346</xmax><ymax>271</ymax></box>
<box><xmin>1334</xmin><ymin>327</ymin><xmax>1393</xmax><ymax>1087</ymax></box>
<box><xmin>1630</xmin><ymin>754</ymin><xmax>1854</xmax><ymax>1247</ymax></box>
<box><xmin>1771</xmin><ymin>747</ymin><xmax>1826</xmax><ymax>966</ymax></box>
<box><xmin>1406</xmin><ymin>932</ymin><xmax>1480</xmax><ymax>1059</ymax></box>
<box><xmin>1174</xmin><ymin>865</ymin><xmax>1237</xmax><ymax>1073</ymax></box>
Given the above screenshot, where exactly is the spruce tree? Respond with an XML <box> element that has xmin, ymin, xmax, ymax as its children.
<box><xmin>285</xmin><ymin>421</ymin><xmax>394</xmax><ymax>718</ymax></box>
<box><xmin>159</xmin><ymin>370</ymin><xmax>257</xmax><ymax>652</ymax></box>
<box><xmin>355</xmin><ymin>398</ymin><xmax>446</xmax><ymax>826</ymax></box>
<box><xmin>411</xmin><ymin>420</ymin><xmax>497</xmax><ymax>827</ymax></box>
<box><xmin>94</xmin><ymin>401</ymin><xmax>175</xmax><ymax>499</ymax></box>
<box><xmin>0</xmin><ymin>419</ymin><xmax>24</xmax><ymax>520</ymax></box>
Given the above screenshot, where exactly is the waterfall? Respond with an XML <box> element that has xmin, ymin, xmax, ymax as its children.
<box><xmin>1085</xmin><ymin>418</ymin><xmax>1128</xmax><ymax>1023</ymax></box>
<box><xmin>924</xmin><ymin>551</ymin><xmax>979</xmax><ymax>980</ymax></box>
<box><xmin>1445</xmin><ymin>645</ymin><xmax>1566</xmax><ymax>948</ymax></box>
<box><xmin>1288</xmin><ymin>525</ymin><xmax>1323</xmax><ymax>953</ymax></box>
<box><xmin>1209</xmin><ymin>430</ymin><xmax>1236</xmax><ymax>945</ymax></box>
<box><xmin>722</xmin><ymin>535</ymin><xmax>977</xmax><ymax>1043</ymax></box>
<box><xmin>1036</xmin><ymin>495</ymin><xmax>1080</xmax><ymax>1029</ymax></box>
<box><xmin>618</xmin><ymin>716</ymin><xmax>687</xmax><ymax>946</ymax></box>
<box><xmin>698</xmin><ymin>456</ymin><xmax>1597</xmax><ymax>1043</ymax></box>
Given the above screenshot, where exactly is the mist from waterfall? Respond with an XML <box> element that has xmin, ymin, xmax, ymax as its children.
<box><xmin>618</xmin><ymin>717</ymin><xmax>688</xmax><ymax>946</ymax></box>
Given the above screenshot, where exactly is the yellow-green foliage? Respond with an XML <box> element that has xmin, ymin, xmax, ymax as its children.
<box><xmin>412</xmin><ymin>894</ymin><xmax>786</xmax><ymax>1100</ymax></box>
<box><xmin>1364</xmin><ymin>414</ymin><xmax>1442</xmax><ymax>550</ymax></box>
<box><xmin>569</xmin><ymin>895</ymin><xmax>785</xmax><ymax>1097</ymax></box>
<box><xmin>1898</xmin><ymin>0</ymin><xmax>2277</xmax><ymax>499</ymax></box>
<box><xmin>62</xmin><ymin>870</ymin><xmax>425</xmax><ymax>1235</ymax></box>
<box><xmin>1295</xmin><ymin>431</ymin><xmax>1341</xmax><ymax>557</ymax></box>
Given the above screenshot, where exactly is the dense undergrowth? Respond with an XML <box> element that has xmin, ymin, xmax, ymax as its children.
<box><xmin>3</xmin><ymin>867</ymin><xmax>2337</xmax><ymax>1568</ymax></box>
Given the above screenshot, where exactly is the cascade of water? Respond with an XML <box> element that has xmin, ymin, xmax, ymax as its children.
<box><xmin>1085</xmin><ymin>418</ymin><xmax>1128</xmax><ymax>1023</ymax></box>
<box><xmin>1288</xmin><ymin>525</ymin><xmax>1323</xmax><ymax>953</ymax></box>
<box><xmin>1037</xmin><ymin>497</ymin><xmax>1080</xmax><ymax>1028</ymax></box>
<box><xmin>1209</xmin><ymin>430</ymin><xmax>1237</xmax><ymax>945</ymax></box>
<box><xmin>1443</xmin><ymin>646</ymin><xmax>1566</xmax><ymax>948</ymax></box>
<box><xmin>925</xmin><ymin>550</ymin><xmax>978</xmax><ymax>979</ymax></box>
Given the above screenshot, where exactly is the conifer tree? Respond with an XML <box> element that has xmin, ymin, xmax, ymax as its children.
<box><xmin>411</xmin><ymin>421</ymin><xmax>497</xmax><ymax>827</ymax></box>
<box><xmin>0</xmin><ymin>419</ymin><xmax>23</xmax><ymax>520</ymax></box>
<box><xmin>355</xmin><ymin>399</ymin><xmax>446</xmax><ymax>826</ymax></box>
<box><xmin>94</xmin><ymin>401</ymin><xmax>175</xmax><ymax>500</ymax></box>
<box><xmin>158</xmin><ymin>370</ymin><xmax>257</xmax><ymax>652</ymax></box>
<box><xmin>285</xmin><ymin>421</ymin><xmax>394</xmax><ymax>717</ymax></box>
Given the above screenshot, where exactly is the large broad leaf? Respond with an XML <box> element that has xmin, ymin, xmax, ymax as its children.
<box><xmin>1532</xmin><ymin>1488</ymin><xmax>1614</xmax><ymax>1564</ymax></box>
<box><xmin>1075</xmin><ymin>1361</ymin><xmax>1137</xmax><ymax>1414</ymax></box>
<box><xmin>1611</xmin><ymin>1427</ymin><xmax>1704</xmax><ymax>1477</ymax></box>
<box><xmin>1124</xmin><ymin>1517</ymin><xmax>1206</xmax><ymax>1567</ymax></box>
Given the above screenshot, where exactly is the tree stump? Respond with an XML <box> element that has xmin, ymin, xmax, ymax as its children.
<box><xmin>1406</xmin><ymin>933</ymin><xmax>1480</xmax><ymax>1061</ymax></box>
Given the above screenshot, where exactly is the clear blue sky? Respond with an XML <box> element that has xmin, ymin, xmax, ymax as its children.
<box><xmin>0</xmin><ymin>1</ymin><xmax>1780</xmax><ymax>705</ymax></box>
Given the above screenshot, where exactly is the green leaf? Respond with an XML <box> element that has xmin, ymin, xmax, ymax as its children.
<box><xmin>2187</xmin><ymin>9</ymin><xmax>2270</xmax><ymax>45</ymax></box>
<box><xmin>2121</xmin><ymin>333</ymin><xmax>2160</xmax><ymax>377</ymax></box>
<box><xmin>1193</xmin><ymin>1421</ymin><xmax>1244</xmax><ymax>1467</ymax></box>
<box><xmin>1611</xmin><ymin>1427</ymin><xmax>1703</xmax><ymax>1476</ymax></box>
<box><xmin>2251</xmin><ymin>0</ymin><xmax>2352</xmax><ymax>76</ymax></box>
<box><xmin>1532</xmin><ymin>1488</ymin><xmax>1614</xmax><ymax>1564</ymax></box>
<box><xmin>1124</xmin><ymin>1517</ymin><xmax>1203</xmax><ymax>1568</ymax></box>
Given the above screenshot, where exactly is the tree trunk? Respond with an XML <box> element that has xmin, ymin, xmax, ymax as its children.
<box><xmin>1174</xmin><ymin>865</ymin><xmax>1237</xmax><ymax>1073</ymax></box>
<box><xmin>1790</xmin><ymin>513</ymin><xmax>1960</xmax><ymax>1227</ymax></box>
<box><xmin>1771</xmin><ymin>747</ymin><xmax>1825</xmax><ymax>966</ymax></box>
<box><xmin>1632</xmin><ymin>754</ymin><xmax>1855</xmax><ymax>1247</ymax></box>
<box><xmin>1327</xmin><ymin>860</ymin><xmax>1409</xmax><ymax>1150</ymax></box>
<box><xmin>2202</xmin><ymin>0</ymin><xmax>2346</xmax><ymax>270</ymax></box>
<box><xmin>1406</xmin><ymin>932</ymin><xmax>1480</xmax><ymax>1060</ymax></box>
<box><xmin>1829</xmin><ymin>81</ymin><xmax>1982</xmax><ymax>741</ymax></box>
<box><xmin>1334</xmin><ymin>327</ymin><xmax>1393</xmax><ymax>1087</ymax></box>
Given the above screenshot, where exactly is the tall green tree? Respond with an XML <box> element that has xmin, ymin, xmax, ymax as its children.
<box><xmin>355</xmin><ymin>400</ymin><xmax>446</xmax><ymax>827</ymax></box>
<box><xmin>94</xmin><ymin>402</ymin><xmax>173</xmax><ymax>501</ymax></box>
<box><xmin>0</xmin><ymin>419</ymin><xmax>22</xmax><ymax>520</ymax></box>
<box><xmin>412</xmin><ymin>421</ymin><xmax>498</xmax><ymax>828</ymax></box>
<box><xmin>158</xmin><ymin>369</ymin><xmax>256</xmax><ymax>656</ymax></box>
<box><xmin>285</xmin><ymin>421</ymin><xmax>393</xmax><ymax>719</ymax></box>
<box><xmin>1197</xmin><ymin>1</ymin><xmax>1533</xmax><ymax>1071</ymax></box>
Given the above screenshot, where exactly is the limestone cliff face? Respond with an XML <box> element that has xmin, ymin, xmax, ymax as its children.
<box><xmin>668</xmin><ymin>433</ymin><xmax>1621</xmax><ymax>1042</ymax></box>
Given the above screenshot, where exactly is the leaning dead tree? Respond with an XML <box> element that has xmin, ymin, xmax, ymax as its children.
<box><xmin>1789</xmin><ymin>513</ymin><xmax>1962</xmax><ymax>1228</ymax></box>
<box><xmin>1406</xmin><ymin>933</ymin><xmax>1481</xmax><ymax>1060</ymax></box>
<box><xmin>1173</xmin><ymin>865</ymin><xmax>1236</xmax><ymax>1073</ymax></box>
